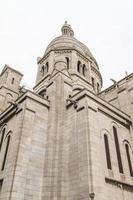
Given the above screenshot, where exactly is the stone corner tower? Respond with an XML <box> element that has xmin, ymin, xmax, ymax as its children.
<box><xmin>0</xmin><ymin>64</ymin><xmax>23</xmax><ymax>112</ymax></box>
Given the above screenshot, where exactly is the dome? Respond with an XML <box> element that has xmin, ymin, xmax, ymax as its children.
<box><xmin>44</xmin><ymin>21</ymin><xmax>94</xmax><ymax>59</ymax></box>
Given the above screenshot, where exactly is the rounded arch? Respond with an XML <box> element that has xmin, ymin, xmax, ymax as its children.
<box><xmin>112</xmin><ymin>124</ymin><xmax>124</xmax><ymax>174</ymax></box>
<box><xmin>103</xmin><ymin>134</ymin><xmax>112</xmax><ymax>170</ymax></box>
<box><xmin>111</xmin><ymin>121</ymin><xmax>119</xmax><ymax>128</ymax></box>
<box><xmin>6</xmin><ymin>93</ymin><xmax>13</xmax><ymax>99</ymax></box>
<box><xmin>124</xmin><ymin>141</ymin><xmax>133</xmax><ymax>176</ymax></box>
<box><xmin>100</xmin><ymin>128</ymin><xmax>113</xmax><ymax>140</ymax></box>
<box><xmin>5</xmin><ymin>93</ymin><xmax>13</xmax><ymax>107</ymax></box>
<box><xmin>4</xmin><ymin>131</ymin><xmax>12</xmax><ymax>141</ymax></box>
<box><xmin>73</xmin><ymin>88</ymin><xmax>82</xmax><ymax>91</ymax></box>
<box><xmin>73</xmin><ymin>83</ymin><xmax>84</xmax><ymax>91</ymax></box>
<box><xmin>72</xmin><ymin>88</ymin><xmax>82</xmax><ymax>94</ymax></box>
<box><xmin>0</xmin><ymin>124</ymin><xmax>7</xmax><ymax>133</ymax></box>
<box><xmin>123</xmin><ymin>139</ymin><xmax>132</xmax><ymax>150</ymax></box>
<box><xmin>100</xmin><ymin>129</ymin><xmax>113</xmax><ymax>170</ymax></box>
<box><xmin>110</xmin><ymin>121</ymin><xmax>120</xmax><ymax>133</ymax></box>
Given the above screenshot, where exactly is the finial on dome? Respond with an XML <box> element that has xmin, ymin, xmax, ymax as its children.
<box><xmin>61</xmin><ymin>21</ymin><xmax>74</xmax><ymax>37</ymax></box>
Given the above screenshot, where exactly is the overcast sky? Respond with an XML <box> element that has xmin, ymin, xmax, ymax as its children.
<box><xmin>0</xmin><ymin>0</ymin><xmax>133</xmax><ymax>89</ymax></box>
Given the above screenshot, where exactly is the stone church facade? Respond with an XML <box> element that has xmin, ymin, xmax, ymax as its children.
<box><xmin>0</xmin><ymin>22</ymin><xmax>133</xmax><ymax>200</ymax></box>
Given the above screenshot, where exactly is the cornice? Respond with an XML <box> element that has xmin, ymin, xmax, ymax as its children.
<box><xmin>0</xmin><ymin>85</ymin><xmax>19</xmax><ymax>95</ymax></box>
<box><xmin>33</xmin><ymin>74</ymin><xmax>50</xmax><ymax>90</ymax></box>
<box><xmin>0</xmin><ymin>65</ymin><xmax>23</xmax><ymax>77</ymax></box>
<box><xmin>37</xmin><ymin>48</ymin><xmax>99</xmax><ymax>69</ymax></box>
<box><xmin>66</xmin><ymin>88</ymin><xmax>131</xmax><ymax>127</ymax></box>
<box><xmin>0</xmin><ymin>90</ymin><xmax>50</xmax><ymax>125</ymax></box>
<box><xmin>105</xmin><ymin>177</ymin><xmax>133</xmax><ymax>191</ymax></box>
<box><xmin>100</xmin><ymin>73</ymin><xmax>133</xmax><ymax>95</ymax></box>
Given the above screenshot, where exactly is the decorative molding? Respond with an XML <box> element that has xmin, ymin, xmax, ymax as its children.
<box><xmin>71</xmin><ymin>73</ymin><xmax>92</xmax><ymax>86</ymax></box>
<box><xmin>0</xmin><ymin>85</ymin><xmax>19</xmax><ymax>95</ymax></box>
<box><xmin>0</xmin><ymin>106</ymin><xmax>23</xmax><ymax>125</ymax></box>
<box><xmin>100</xmin><ymin>73</ymin><xmax>133</xmax><ymax>95</ymax></box>
<box><xmin>117</xmin><ymin>87</ymin><xmax>126</xmax><ymax>94</ymax></box>
<box><xmin>76</xmin><ymin>52</ymin><xmax>89</xmax><ymax>63</ymax></box>
<box><xmin>33</xmin><ymin>74</ymin><xmax>50</xmax><ymax>90</ymax></box>
<box><xmin>0</xmin><ymin>90</ymin><xmax>50</xmax><ymax>125</ymax></box>
<box><xmin>54</xmin><ymin>50</ymin><xmax>72</xmax><ymax>54</ymax></box>
<box><xmin>70</xmin><ymin>88</ymin><xmax>131</xmax><ymax>126</ymax></box>
<box><xmin>98</xmin><ymin>108</ymin><xmax>131</xmax><ymax>128</ymax></box>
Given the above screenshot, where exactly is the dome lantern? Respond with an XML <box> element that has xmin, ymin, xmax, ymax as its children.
<box><xmin>61</xmin><ymin>21</ymin><xmax>74</xmax><ymax>37</ymax></box>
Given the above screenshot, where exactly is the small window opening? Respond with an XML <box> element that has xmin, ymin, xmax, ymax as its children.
<box><xmin>46</xmin><ymin>62</ymin><xmax>49</xmax><ymax>73</ymax></box>
<box><xmin>66</xmin><ymin>57</ymin><xmax>69</xmax><ymax>69</ymax></box>
<box><xmin>11</xmin><ymin>78</ymin><xmax>14</xmax><ymax>84</ymax></box>
<box><xmin>104</xmin><ymin>134</ymin><xmax>112</xmax><ymax>170</ymax></box>
<box><xmin>83</xmin><ymin>64</ymin><xmax>86</xmax><ymax>76</ymax></box>
<box><xmin>77</xmin><ymin>61</ymin><xmax>81</xmax><ymax>73</ymax></box>
<box><xmin>113</xmin><ymin>126</ymin><xmax>123</xmax><ymax>173</ymax></box>
<box><xmin>91</xmin><ymin>77</ymin><xmax>95</xmax><ymax>88</ymax></box>
<box><xmin>41</xmin><ymin>66</ymin><xmax>45</xmax><ymax>76</ymax></box>
<box><xmin>1</xmin><ymin>135</ymin><xmax>11</xmax><ymax>171</ymax></box>
<box><xmin>97</xmin><ymin>83</ymin><xmax>100</xmax><ymax>93</ymax></box>
<box><xmin>125</xmin><ymin>144</ymin><xmax>133</xmax><ymax>177</ymax></box>
<box><xmin>0</xmin><ymin>128</ymin><xmax>5</xmax><ymax>152</ymax></box>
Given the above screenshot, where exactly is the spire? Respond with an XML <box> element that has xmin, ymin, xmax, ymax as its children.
<box><xmin>61</xmin><ymin>21</ymin><xmax>74</xmax><ymax>37</ymax></box>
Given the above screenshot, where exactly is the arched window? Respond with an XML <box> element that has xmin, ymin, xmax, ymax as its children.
<box><xmin>125</xmin><ymin>143</ymin><xmax>133</xmax><ymax>177</ymax></box>
<box><xmin>91</xmin><ymin>77</ymin><xmax>95</xmax><ymax>89</ymax></box>
<box><xmin>11</xmin><ymin>78</ymin><xmax>14</xmax><ymax>84</ymax></box>
<box><xmin>66</xmin><ymin>57</ymin><xmax>69</xmax><ymax>69</ymax></box>
<box><xmin>46</xmin><ymin>62</ymin><xmax>49</xmax><ymax>73</ymax></box>
<box><xmin>104</xmin><ymin>134</ymin><xmax>112</xmax><ymax>170</ymax></box>
<box><xmin>41</xmin><ymin>66</ymin><xmax>45</xmax><ymax>76</ymax></box>
<box><xmin>1</xmin><ymin>135</ymin><xmax>11</xmax><ymax>171</ymax></box>
<box><xmin>0</xmin><ymin>128</ymin><xmax>6</xmax><ymax>152</ymax></box>
<box><xmin>77</xmin><ymin>61</ymin><xmax>81</xmax><ymax>73</ymax></box>
<box><xmin>97</xmin><ymin>83</ymin><xmax>100</xmax><ymax>93</ymax></box>
<box><xmin>83</xmin><ymin>64</ymin><xmax>86</xmax><ymax>76</ymax></box>
<box><xmin>113</xmin><ymin>126</ymin><xmax>123</xmax><ymax>173</ymax></box>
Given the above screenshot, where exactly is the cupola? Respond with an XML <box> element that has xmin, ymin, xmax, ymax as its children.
<box><xmin>61</xmin><ymin>21</ymin><xmax>74</xmax><ymax>37</ymax></box>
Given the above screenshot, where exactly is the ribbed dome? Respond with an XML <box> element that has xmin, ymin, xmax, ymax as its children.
<box><xmin>44</xmin><ymin>22</ymin><xmax>93</xmax><ymax>58</ymax></box>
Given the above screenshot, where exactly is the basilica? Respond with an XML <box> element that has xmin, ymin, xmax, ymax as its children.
<box><xmin>0</xmin><ymin>22</ymin><xmax>133</xmax><ymax>200</ymax></box>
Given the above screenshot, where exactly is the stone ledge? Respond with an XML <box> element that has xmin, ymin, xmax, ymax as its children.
<box><xmin>105</xmin><ymin>177</ymin><xmax>133</xmax><ymax>191</ymax></box>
